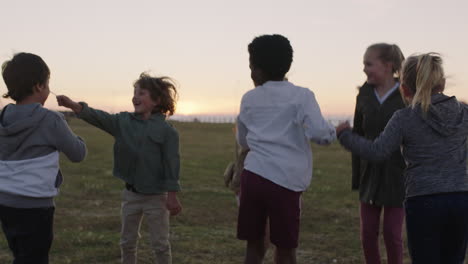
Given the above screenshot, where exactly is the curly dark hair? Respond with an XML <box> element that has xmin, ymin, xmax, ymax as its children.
<box><xmin>248</xmin><ymin>34</ymin><xmax>293</xmax><ymax>80</ymax></box>
<box><xmin>2</xmin><ymin>52</ymin><xmax>50</xmax><ymax>102</ymax></box>
<box><xmin>134</xmin><ymin>72</ymin><xmax>178</xmax><ymax>116</ymax></box>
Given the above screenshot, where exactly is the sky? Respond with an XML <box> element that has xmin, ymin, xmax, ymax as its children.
<box><xmin>0</xmin><ymin>0</ymin><xmax>467</xmax><ymax>117</ymax></box>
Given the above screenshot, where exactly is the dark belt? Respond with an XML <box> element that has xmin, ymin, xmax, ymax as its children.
<box><xmin>125</xmin><ymin>183</ymin><xmax>141</xmax><ymax>193</ymax></box>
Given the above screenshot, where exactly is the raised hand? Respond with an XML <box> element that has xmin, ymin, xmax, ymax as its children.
<box><xmin>56</xmin><ymin>95</ymin><xmax>83</xmax><ymax>114</ymax></box>
<box><xmin>336</xmin><ymin>121</ymin><xmax>351</xmax><ymax>136</ymax></box>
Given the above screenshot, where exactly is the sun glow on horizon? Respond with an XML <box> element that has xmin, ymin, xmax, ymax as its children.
<box><xmin>176</xmin><ymin>101</ymin><xmax>203</xmax><ymax>115</ymax></box>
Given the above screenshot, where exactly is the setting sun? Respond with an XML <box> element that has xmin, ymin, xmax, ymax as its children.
<box><xmin>176</xmin><ymin>101</ymin><xmax>201</xmax><ymax>115</ymax></box>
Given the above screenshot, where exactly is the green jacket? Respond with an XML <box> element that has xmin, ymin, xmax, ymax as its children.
<box><xmin>78</xmin><ymin>103</ymin><xmax>180</xmax><ymax>194</ymax></box>
<box><xmin>352</xmin><ymin>82</ymin><xmax>406</xmax><ymax>207</ymax></box>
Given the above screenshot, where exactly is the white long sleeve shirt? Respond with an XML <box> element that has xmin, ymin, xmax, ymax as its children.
<box><xmin>236</xmin><ymin>81</ymin><xmax>336</xmax><ymax>191</ymax></box>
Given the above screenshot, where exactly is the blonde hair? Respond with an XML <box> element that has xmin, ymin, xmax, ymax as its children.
<box><xmin>401</xmin><ymin>53</ymin><xmax>445</xmax><ymax>114</ymax></box>
<box><xmin>367</xmin><ymin>43</ymin><xmax>405</xmax><ymax>78</ymax></box>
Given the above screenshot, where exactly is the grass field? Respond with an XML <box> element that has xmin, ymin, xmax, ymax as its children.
<box><xmin>0</xmin><ymin>119</ymin><xmax>420</xmax><ymax>263</ymax></box>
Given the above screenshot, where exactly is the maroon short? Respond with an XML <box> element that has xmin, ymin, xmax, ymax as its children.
<box><xmin>237</xmin><ymin>169</ymin><xmax>302</xmax><ymax>249</ymax></box>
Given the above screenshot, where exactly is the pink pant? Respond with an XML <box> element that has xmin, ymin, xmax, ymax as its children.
<box><xmin>360</xmin><ymin>202</ymin><xmax>404</xmax><ymax>264</ymax></box>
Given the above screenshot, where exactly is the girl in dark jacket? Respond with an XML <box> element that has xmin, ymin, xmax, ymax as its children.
<box><xmin>352</xmin><ymin>43</ymin><xmax>406</xmax><ymax>264</ymax></box>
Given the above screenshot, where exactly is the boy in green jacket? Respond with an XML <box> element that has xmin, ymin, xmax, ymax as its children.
<box><xmin>57</xmin><ymin>73</ymin><xmax>181</xmax><ymax>264</ymax></box>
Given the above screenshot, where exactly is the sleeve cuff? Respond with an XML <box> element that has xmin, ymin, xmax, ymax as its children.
<box><xmin>337</xmin><ymin>127</ymin><xmax>352</xmax><ymax>139</ymax></box>
<box><xmin>76</xmin><ymin>102</ymin><xmax>89</xmax><ymax>118</ymax></box>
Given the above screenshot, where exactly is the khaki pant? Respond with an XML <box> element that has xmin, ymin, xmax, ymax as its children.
<box><xmin>120</xmin><ymin>189</ymin><xmax>171</xmax><ymax>264</ymax></box>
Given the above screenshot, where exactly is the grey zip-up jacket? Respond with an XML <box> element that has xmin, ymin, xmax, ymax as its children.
<box><xmin>0</xmin><ymin>103</ymin><xmax>87</xmax><ymax>208</ymax></box>
<box><xmin>339</xmin><ymin>94</ymin><xmax>468</xmax><ymax>198</ymax></box>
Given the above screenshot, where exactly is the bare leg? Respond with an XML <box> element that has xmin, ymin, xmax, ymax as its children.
<box><xmin>245</xmin><ymin>239</ymin><xmax>267</xmax><ymax>264</ymax></box>
<box><xmin>275</xmin><ymin>248</ymin><xmax>296</xmax><ymax>264</ymax></box>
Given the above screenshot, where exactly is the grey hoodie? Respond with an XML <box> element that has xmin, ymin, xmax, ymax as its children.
<box><xmin>339</xmin><ymin>94</ymin><xmax>468</xmax><ymax>198</ymax></box>
<box><xmin>0</xmin><ymin>103</ymin><xmax>87</xmax><ymax>208</ymax></box>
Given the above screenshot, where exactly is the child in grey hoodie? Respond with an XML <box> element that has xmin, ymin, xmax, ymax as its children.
<box><xmin>337</xmin><ymin>53</ymin><xmax>468</xmax><ymax>264</ymax></box>
<box><xmin>0</xmin><ymin>53</ymin><xmax>87</xmax><ymax>264</ymax></box>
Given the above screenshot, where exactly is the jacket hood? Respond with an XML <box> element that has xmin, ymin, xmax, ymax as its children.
<box><xmin>0</xmin><ymin>103</ymin><xmax>49</xmax><ymax>153</ymax></box>
<box><xmin>417</xmin><ymin>94</ymin><xmax>466</xmax><ymax>137</ymax></box>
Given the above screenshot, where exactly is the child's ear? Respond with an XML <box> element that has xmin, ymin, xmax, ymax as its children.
<box><xmin>385</xmin><ymin>61</ymin><xmax>394</xmax><ymax>73</ymax></box>
<box><xmin>439</xmin><ymin>78</ymin><xmax>446</xmax><ymax>93</ymax></box>
<box><xmin>400</xmin><ymin>84</ymin><xmax>413</xmax><ymax>98</ymax></box>
<box><xmin>250</xmin><ymin>67</ymin><xmax>265</xmax><ymax>86</ymax></box>
<box><xmin>33</xmin><ymin>83</ymin><xmax>43</xmax><ymax>93</ymax></box>
<box><xmin>151</xmin><ymin>97</ymin><xmax>161</xmax><ymax>111</ymax></box>
<box><xmin>154</xmin><ymin>97</ymin><xmax>161</xmax><ymax>106</ymax></box>
<box><xmin>399</xmin><ymin>83</ymin><xmax>414</xmax><ymax>105</ymax></box>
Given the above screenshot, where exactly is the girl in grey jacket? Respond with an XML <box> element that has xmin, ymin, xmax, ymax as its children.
<box><xmin>337</xmin><ymin>53</ymin><xmax>468</xmax><ymax>264</ymax></box>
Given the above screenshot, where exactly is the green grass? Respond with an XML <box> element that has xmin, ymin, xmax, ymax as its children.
<box><xmin>0</xmin><ymin>119</ymin><xmax>416</xmax><ymax>263</ymax></box>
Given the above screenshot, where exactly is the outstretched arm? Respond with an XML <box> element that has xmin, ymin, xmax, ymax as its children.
<box><xmin>57</xmin><ymin>95</ymin><xmax>83</xmax><ymax>114</ymax></box>
<box><xmin>57</xmin><ymin>95</ymin><xmax>119</xmax><ymax>136</ymax></box>
<box><xmin>338</xmin><ymin>111</ymin><xmax>404</xmax><ymax>161</ymax></box>
<box><xmin>301</xmin><ymin>90</ymin><xmax>336</xmax><ymax>145</ymax></box>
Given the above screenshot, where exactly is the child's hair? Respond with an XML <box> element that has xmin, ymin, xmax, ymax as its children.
<box><xmin>367</xmin><ymin>43</ymin><xmax>405</xmax><ymax>78</ymax></box>
<box><xmin>401</xmin><ymin>53</ymin><xmax>445</xmax><ymax>114</ymax></box>
<box><xmin>134</xmin><ymin>72</ymin><xmax>178</xmax><ymax>116</ymax></box>
<box><xmin>248</xmin><ymin>34</ymin><xmax>293</xmax><ymax>80</ymax></box>
<box><xmin>2</xmin><ymin>52</ymin><xmax>50</xmax><ymax>102</ymax></box>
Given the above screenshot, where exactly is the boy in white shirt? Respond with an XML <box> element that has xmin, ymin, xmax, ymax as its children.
<box><xmin>236</xmin><ymin>34</ymin><xmax>336</xmax><ymax>264</ymax></box>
